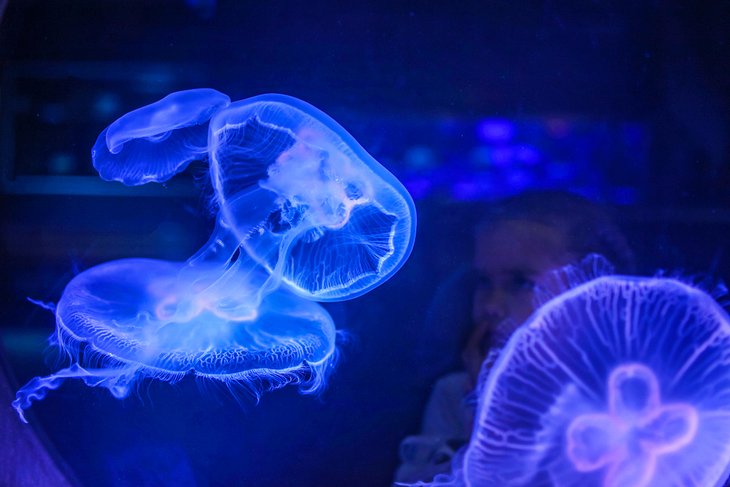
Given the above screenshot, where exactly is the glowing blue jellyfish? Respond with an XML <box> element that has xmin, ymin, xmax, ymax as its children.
<box><xmin>92</xmin><ymin>88</ymin><xmax>230</xmax><ymax>185</ymax></box>
<box><xmin>208</xmin><ymin>94</ymin><xmax>416</xmax><ymax>300</ymax></box>
<box><xmin>458</xmin><ymin>274</ymin><xmax>730</xmax><ymax>487</ymax></box>
<box><xmin>13</xmin><ymin>89</ymin><xmax>416</xmax><ymax>422</ymax></box>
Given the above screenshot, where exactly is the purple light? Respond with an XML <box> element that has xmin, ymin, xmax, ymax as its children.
<box><xmin>567</xmin><ymin>364</ymin><xmax>698</xmax><ymax>485</ymax></box>
<box><xmin>546</xmin><ymin>117</ymin><xmax>572</xmax><ymax>138</ymax></box>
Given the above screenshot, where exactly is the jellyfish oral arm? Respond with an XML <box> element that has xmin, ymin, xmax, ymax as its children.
<box><xmin>12</xmin><ymin>364</ymin><xmax>138</xmax><ymax>423</ymax></box>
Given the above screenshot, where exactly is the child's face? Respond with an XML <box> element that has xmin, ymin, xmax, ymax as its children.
<box><xmin>472</xmin><ymin>219</ymin><xmax>574</xmax><ymax>344</ymax></box>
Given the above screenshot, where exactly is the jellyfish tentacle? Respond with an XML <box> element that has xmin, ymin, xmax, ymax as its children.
<box><xmin>26</xmin><ymin>297</ymin><xmax>56</xmax><ymax>312</ymax></box>
<box><xmin>13</xmin><ymin>363</ymin><xmax>138</xmax><ymax>423</ymax></box>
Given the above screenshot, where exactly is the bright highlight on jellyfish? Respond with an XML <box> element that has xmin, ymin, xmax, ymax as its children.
<box><xmin>459</xmin><ymin>273</ymin><xmax>730</xmax><ymax>487</ymax></box>
<box><xmin>14</xmin><ymin>89</ymin><xmax>416</xmax><ymax>422</ymax></box>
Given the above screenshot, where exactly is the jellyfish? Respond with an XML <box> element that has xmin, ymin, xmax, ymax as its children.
<box><xmin>455</xmin><ymin>270</ymin><xmax>730</xmax><ymax>487</ymax></box>
<box><xmin>207</xmin><ymin>94</ymin><xmax>416</xmax><ymax>300</ymax></box>
<box><xmin>92</xmin><ymin>88</ymin><xmax>231</xmax><ymax>185</ymax></box>
<box><xmin>12</xmin><ymin>259</ymin><xmax>336</xmax><ymax>422</ymax></box>
<box><xmin>13</xmin><ymin>89</ymin><xmax>416</xmax><ymax>422</ymax></box>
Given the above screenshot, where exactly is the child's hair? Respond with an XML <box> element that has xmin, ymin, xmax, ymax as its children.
<box><xmin>416</xmin><ymin>191</ymin><xmax>635</xmax><ymax>381</ymax></box>
<box><xmin>476</xmin><ymin>190</ymin><xmax>635</xmax><ymax>273</ymax></box>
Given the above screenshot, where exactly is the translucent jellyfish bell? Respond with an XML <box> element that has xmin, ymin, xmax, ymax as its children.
<box><xmin>92</xmin><ymin>88</ymin><xmax>230</xmax><ymax>185</ymax></box>
<box><xmin>461</xmin><ymin>272</ymin><xmax>730</xmax><ymax>487</ymax></box>
<box><xmin>13</xmin><ymin>258</ymin><xmax>336</xmax><ymax>423</ymax></box>
<box><xmin>208</xmin><ymin>94</ymin><xmax>417</xmax><ymax>301</ymax></box>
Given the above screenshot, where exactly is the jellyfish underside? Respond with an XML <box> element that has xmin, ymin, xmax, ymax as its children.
<box><xmin>209</xmin><ymin>98</ymin><xmax>414</xmax><ymax>300</ymax></box>
<box><xmin>13</xmin><ymin>89</ymin><xmax>416</xmax><ymax>422</ymax></box>
<box><xmin>460</xmin><ymin>275</ymin><xmax>730</xmax><ymax>487</ymax></box>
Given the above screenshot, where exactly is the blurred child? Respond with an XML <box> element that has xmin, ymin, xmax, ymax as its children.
<box><xmin>395</xmin><ymin>191</ymin><xmax>634</xmax><ymax>484</ymax></box>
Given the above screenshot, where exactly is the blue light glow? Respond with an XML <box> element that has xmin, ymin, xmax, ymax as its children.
<box><xmin>13</xmin><ymin>89</ymin><xmax>416</xmax><ymax>422</ymax></box>
<box><xmin>476</xmin><ymin>119</ymin><xmax>515</xmax><ymax>143</ymax></box>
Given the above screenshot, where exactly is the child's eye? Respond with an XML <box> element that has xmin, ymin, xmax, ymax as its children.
<box><xmin>476</xmin><ymin>274</ymin><xmax>492</xmax><ymax>291</ymax></box>
<box><xmin>509</xmin><ymin>273</ymin><xmax>535</xmax><ymax>293</ymax></box>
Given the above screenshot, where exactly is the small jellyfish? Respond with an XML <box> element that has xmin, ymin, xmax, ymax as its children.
<box><xmin>460</xmin><ymin>273</ymin><xmax>730</xmax><ymax>487</ymax></box>
<box><xmin>92</xmin><ymin>88</ymin><xmax>230</xmax><ymax>185</ymax></box>
<box><xmin>14</xmin><ymin>89</ymin><xmax>416</xmax><ymax>421</ymax></box>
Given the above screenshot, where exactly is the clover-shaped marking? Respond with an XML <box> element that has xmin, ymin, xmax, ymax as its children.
<box><xmin>566</xmin><ymin>363</ymin><xmax>698</xmax><ymax>487</ymax></box>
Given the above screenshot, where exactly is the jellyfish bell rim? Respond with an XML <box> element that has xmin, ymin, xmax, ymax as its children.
<box><xmin>208</xmin><ymin>93</ymin><xmax>418</xmax><ymax>301</ymax></box>
<box><xmin>208</xmin><ymin>92</ymin><xmax>418</xmax><ymax>217</ymax></box>
<box><xmin>105</xmin><ymin>88</ymin><xmax>231</xmax><ymax>153</ymax></box>
<box><xmin>478</xmin><ymin>274</ymin><xmax>730</xmax><ymax>410</ymax></box>
<box><xmin>216</xmin><ymin>195</ymin><xmax>410</xmax><ymax>303</ymax></box>
<box><xmin>54</xmin><ymin>317</ymin><xmax>334</xmax><ymax>383</ymax></box>
<box><xmin>91</xmin><ymin>88</ymin><xmax>231</xmax><ymax>186</ymax></box>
